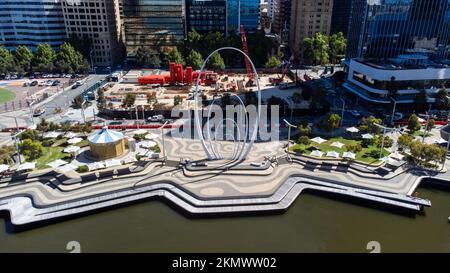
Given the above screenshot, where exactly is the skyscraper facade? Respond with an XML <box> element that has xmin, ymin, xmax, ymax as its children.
<box><xmin>186</xmin><ymin>0</ymin><xmax>226</xmax><ymax>34</ymax></box>
<box><xmin>121</xmin><ymin>0</ymin><xmax>185</xmax><ymax>56</ymax></box>
<box><xmin>330</xmin><ymin>0</ymin><xmax>351</xmax><ymax>36</ymax></box>
<box><xmin>61</xmin><ymin>0</ymin><xmax>123</xmax><ymax>66</ymax></box>
<box><xmin>227</xmin><ymin>0</ymin><xmax>260</xmax><ymax>34</ymax></box>
<box><xmin>0</xmin><ymin>0</ymin><xmax>66</xmax><ymax>51</ymax></box>
<box><xmin>344</xmin><ymin>0</ymin><xmax>450</xmax><ymax>106</ymax></box>
<box><xmin>346</xmin><ymin>0</ymin><xmax>450</xmax><ymax>61</ymax></box>
<box><xmin>289</xmin><ymin>0</ymin><xmax>333</xmax><ymax>59</ymax></box>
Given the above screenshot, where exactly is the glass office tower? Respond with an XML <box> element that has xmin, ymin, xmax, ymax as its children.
<box><xmin>227</xmin><ymin>0</ymin><xmax>260</xmax><ymax>34</ymax></box>
<box><xmin>346</xmin><ymin>0</ymin><xmax>450</xmax><ymax>62</ymax></box>
<box><xmin>121</xmin><ymin>0</ymin><xmax>185</xmax><ymax>55</ymax></box>
<box><xmin>186</xmin><ymin>0</ymin><xmax>226</xmax><ymax>34</ymax></box>
<box><xmin>0</xmin><ymin>0</ymin><xmax>66</xmax><ymax>51</ymax></box>
<box><xmin>343</xmin><ymin>0</ymin><xmax>450</xmax><ymax>106</ymax></box>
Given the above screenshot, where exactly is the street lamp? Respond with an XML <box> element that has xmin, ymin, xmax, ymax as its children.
<box><xmin>159</xmin><ymin>120</ymin><xmax>169</xmax><ymax>164</ymax></box>
<box><xmin>388</xmin><ymin>76</ymin><xmax>397</xmax><ymax>126</ymax></box>
<box><xmin>28</xmin><ymin>100</ymin><xmax>36</xmax><ymax>126</ymax></box>
<box><xmin>283</xmin><ymin>119</ymin><xmax>297</xmax><ymax>161</ymax></box>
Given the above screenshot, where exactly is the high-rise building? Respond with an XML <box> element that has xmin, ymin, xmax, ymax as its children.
<box><xmin>186</xmin><ymin>0</ymin><xmax>226</xmax><ymax>34</ymax></box>
<box><xmin>121</xmin><ymin>0</ymin><xmax>185</xmax><ymax>57</ymax></box>
<box><xmin>0</xmin><ymin>0</ymin><xmax>66</xmax><ymax>51</ymax></box>
<box><xmin>227</xmin><ymin>0</ymin><xmax>260</xmax><ymax>34</ymax></box>
<box><xmin>61</xmin><ymin>0</ymin><xmax>123</xmax><ymax>67</ymax></box>
<box><xmin>344</xmin><ymin>0</ymin><xmax>450</xmax><ymax>106</ymax></box>
<box><xmin>346</xmin><ymin>0</ymin><xmax>450</xmax><ymax>61</ymax></box>
<box><xmin>289</xmin><ymin>0</ymin><xmax>333</xmax><ymax>59</ymax></box>
<box><xmin>330</xmin><ymin>0</ymin><xmax>351</xmax><ymax>36</ymax></box>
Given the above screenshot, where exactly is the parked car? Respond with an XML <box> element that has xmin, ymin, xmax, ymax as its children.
<box><xmin>52</xmin><ymin>80</ymin><xmax>60</xmax><ymax>86</ymax></box>
<box><xmin>350</xmin><ymin>110</ymin><xmax>361</xmax><ymax>117</ymax></box>
<box><xmin>147</xmin><ymin>115</ymin><xmax>165</xmax><ymax>122</ymax></box>
<box><xmin>30</xmin><ymin>80</ymin><xmax>38</xmax><ymax>86</ymax></box>
<box><xmin>33</xmin><ymin>108</ymin><xmax>45</xmax><ymax>117</ymax></box>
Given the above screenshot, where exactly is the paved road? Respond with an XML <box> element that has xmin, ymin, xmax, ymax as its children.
<box><xmin>0</xmin><ymin>74</ymin><xmax>106</xmax><ymax>129</ymax></box>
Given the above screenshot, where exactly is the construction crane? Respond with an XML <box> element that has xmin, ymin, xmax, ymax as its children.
<box><xmin>239</xmin><ymin>25</ymin><xmax>255</xmax><ymax>87</ymax></box>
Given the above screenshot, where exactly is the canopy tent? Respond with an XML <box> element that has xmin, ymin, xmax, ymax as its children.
<box><xmin>381</xmin><ymin>156</ymin><xmax>397</xmax><ymax>165</ymax></box>
<box><xmin>418</xmin><ymin>117</ymin><xmax>426</xmax><ymax>123</ymax></box>
<box><xmin>64</xmin><ymin>132</ymin><xmax>77</xmax><ymax>139</ymax></box>
<box><xmin>362</xmin><ymin>133</ymin><xmax>374</xmax><ymax>139</ymax></box>
<box><xmin>311</xmin><ymin>137</ymin><xmax>327</xmax><ymax>144</ymax></box>
<box><xmin>330</xmin><ymin>141</ymin><xmax>345</xmax><ymax>149</ymax></box>
<box><xmin>122</xmin><ymin>154</ymin><xmax>138</xmax><ymax>164</ymax></box>
<box><xmin>88</xmin><ymin>162</ymin><xmax>105</xmax><ymax>171</ymax></box>
<box><xmin>64</xmin><ymin>145</ymin><xmax>81</xmax><ymax>153</ymax></box>
<box><xmin>43</xmin><ymin>131</ymin><xmax>61</xmax><ymax>139</ymax></box>
<box><xmin>55</xmin><ymin>163</ymin><xmax>79</xmax><ymax>173</ymax></box>
<box><xmin>326</xmin><ymin>151</ymin><xmax>340</xmax><ymax>158</ymax></box>
<box><xmin>0</xmin><ymin>164</ymin><xmax>9</xmax><ymax>173</ymax></box>
<box><xmin>389</xmin><ymin>151</ymin><xmax>404</xmax><ymax>160</ymax></box>
<box><xmin>140</xmin><ymin>140</ymin><xmax>157</xmax><ymax>148</ymax></box>
<box><xmin>47</xmin><ymin>159</ymin><xmax>68</xmax><ymax>168</ymax></box>
<box><xmin>104</xmin><ymin>159</ymin><xmax>122</xmax><ymax>168</ymax></box>
<box><xmin>435</xmin><ymin>137</ymin><xmax>448</xmax><ymax>145</ymax></box>
<box><xmin>144</xmin><ymin>133</ymin><xmax>159</xmax><ymax>140</ymax></box>
<box><xmin>342</xmin><ymin>152</ymin><xmax>356</xmax><ymax>159</ymax></box>
<box><xmin>67</xmin><ymin>137</ymin><xmax>83</xmax><ymax>144</ymax></box>
<box><xmin>346</xmin><ymin>127</ymin><xmax>359</xmax><ymax>133</ymax></box>
<box><xmin>17</xmin><ymin>162</ymin><xmax>36</xmax><ymax>171</ymax></box>
<box><xmin>310</xmin><ymin>150</ymin><xmax>324</xmax><ymax>157</ymax></box>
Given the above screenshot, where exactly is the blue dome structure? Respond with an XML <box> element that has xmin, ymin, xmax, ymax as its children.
<box><xmin>88</xmin><ymin>126</ymin><xmax>124</xmax><ymax>144</ymax></box>
<box><xmin>88</xmin><ymin>126</ymin><xmax>127</xmax><ymax>160</ymax></box>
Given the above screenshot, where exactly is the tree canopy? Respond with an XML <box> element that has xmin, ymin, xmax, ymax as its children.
<box><xmin>136</xmin><ymin>47</ymin><xmax>161</xmax><ymax>68</ymax></box>
<box><xmin>185</xmin><ymin>50</ymin><xmax>203</xmax><ymax>70</ymax></box>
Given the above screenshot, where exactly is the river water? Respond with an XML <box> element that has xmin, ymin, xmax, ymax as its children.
<box><xmin>0</xmin><ymin>186</ymin><xmax>449</xmax><ymax>253</ymax></box>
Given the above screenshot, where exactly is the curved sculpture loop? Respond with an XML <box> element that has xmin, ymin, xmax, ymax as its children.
<box><xmin>193</xmin><ymin>47</ymin><xmax>261</xmax><ymax>161</ymax></box>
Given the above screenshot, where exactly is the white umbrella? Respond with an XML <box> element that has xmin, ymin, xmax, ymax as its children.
<box><xmin>144</xmin><ymin>133</ymin><xmax>158</xmax><ymax>140</ymax></box>
<box><xmin>137</xmin><ymin>150</ymin><xmax>154</xmax><ymax>157</ymax></box>
<box><xmin>310</xmin><ymin>150</ymin><xmax>324</xmax><ymax>157</ymax></box>
<box><xmin>389</xmin><ymin>151</ymin><xmax>404</xmax><ymax>160</ymax></box>
<box><xmin>63</xmin><ymin>145</ymin><xmax>81</xmax><ymax>153</ymax></box>
<box><xmin>56</xmin><ymin>163</ymin><xmax>79</xmax><ymax>173</ymax></box>
<box><xmin>0</xmin><ymin>164</ymin><xmax>9</xmax><ymax>173</ymax></box>
<box><xmin>346</xmin><ymin>126</ymin><xmax>359</xmax><ymax>133</ymax></box>
<box><xmin>311</xmin><ymin>137</ymin><xmax>327</xmax><ymax>144</ymax></box>
<box><xmin>64</xmin><ymin>132</ymin><xmax>77</xmax><ymax>139</ymax></box>
<box><xmin>330</xmin><ymin>141</ymin><xmax>345</xmax><ymax>149</ymax></box>
<box><xmin>122</xmin><ymin>154</ymin><xmax>138</xmax><ymax>164</ymax></box>
<box><xmin>418</xmin><ymin>117</ymin><xmax>426</xmax><ymax>123</ymax></box>
<box><xmin>326</xmin><ymin>151</ymin><xmax>340</xmax><ymax>158</ymax></box>
<box><xmin>17</xmin><ymin>162</ymin><xmax>36</xmax><ymax>171</ymax></box>
<box><xmin>362</xmin><ymin>133</ymin><xmax>374</xmax><ymax>139</ymax></box>
<box><xmin>67</xmin><ymin>137</ymin><xmax>83</xmax><ymax>144</ymax></box>
<box><xmin>140</xmin><ymin>140</ymin><xmax>157</xmax><ymax>148</ymax></box>
<box><xmin>88</xmin><ymin>162</ymin><xmax>105</xmax><ymax>171</ymax></box>
<box><xmin>104</xmin><ymin>159</ymin><xmax>122</xmax><ymax>168</ymax></box>
<box><xmin>381</xmin><ymin>156</ymin><xmax>397</xmax><ymax>165</ymax></box>
<box><xmin>43</xmin><ymin>131</ymin><xmax>61</xmax><ymax>138</ymax></box>
<box><xmin>342</xmin><ymin>152</ymin><xmax>356</xmax><ymax>159</ymax></box>
<box><xmin>47</xmin><ymin>159</ymin><xmax>68</xmax><ymax>168</ymax></box>
<box><xmin>133</xmin><ymin>129</ymin><xmax>147</xmax><ymax>135</ymax></box>
<box><xmin>435</xmin><ymin>137</ymin><xmax>448</xmax><ymax>145</ymax></box>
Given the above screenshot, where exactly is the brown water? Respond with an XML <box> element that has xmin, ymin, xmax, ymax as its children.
<box><xmin>0</xmin><ymin>187</ymin><xmax>449</xmax><ymax>253</ymax></box>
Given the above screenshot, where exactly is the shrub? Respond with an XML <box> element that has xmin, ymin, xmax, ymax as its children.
<box><xmin>298</xmin><ymin>136</ymin><xmax>311</xmax><ymax>145</ymax></box>
<box><xmin>42</xmin><ymin>139</ymin><xmax>55</xmax><ymax>147</ymax></box>
<box><xmin>76</xmin><ymin>165</ymin><xmax>89</xmax><ymax>173</ymax></box>
<box><xmin>19</xmin><ymin>139</ymin><xmax>43</xmax><ymax>160</ymax></box>
<box><xmin>346</xmin><ymin>143</ymin><xmax>362</xmax><ymax>153</ymax></box>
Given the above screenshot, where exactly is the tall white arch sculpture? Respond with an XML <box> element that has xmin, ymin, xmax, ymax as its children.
<box><xmin>193</xmin><ymin>47</ymin><xmax>261</xmax><ymax>161</ymax></box>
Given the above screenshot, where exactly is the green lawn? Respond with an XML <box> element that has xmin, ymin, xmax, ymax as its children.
<box><xmin>75</xmin><ymin>139</ymin><xmax>89</xmax><ymax>147</ymax></box>
<box><xmin>0</xmin><ymin>87</ymin><xmax>16</xmax><ymax>104</ymax></box>
<box><xmin>290</xmin><ymin>136</ymin><xmax>389</xmax><ymax>164</ymax></box>
<box><xmin>25</xmin><ymin>146</ymin><xmax>71</xmax><ymax>169</ymax></box>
